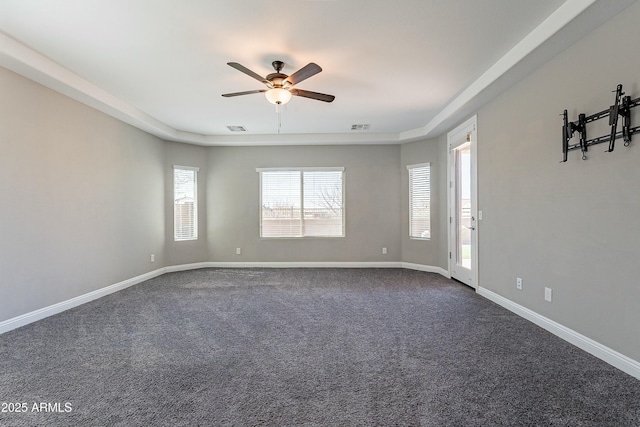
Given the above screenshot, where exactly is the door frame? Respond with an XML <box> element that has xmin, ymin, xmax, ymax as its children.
<box><xmin>447</xmin><ymin>115</ymin><xmax>478</xmax><ymax>289</ymax></box>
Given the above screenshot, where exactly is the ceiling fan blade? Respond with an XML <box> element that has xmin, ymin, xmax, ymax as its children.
<box><xmin>291</xmin><ymin>89</ymin><xmax>335</xmax><ymax>103</ymax></box>
<box><xmin>284</xmin><ymin>63</ymin><xmax>322</xmax><ymax>87</ymax></box>
<box><xmin>227</xmin><ymin>62</ymin><xmax>271</xmax><ymax>86</ymax></box>
<box><xmin>221</xmin><ymin>89</ymin><xmax>267</xmax><ymax>97</ymax></box>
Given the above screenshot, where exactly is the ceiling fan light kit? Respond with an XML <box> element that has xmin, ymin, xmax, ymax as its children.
<box><xmin>265</xmin><ymin>87</ymin><xmax>292</xmax><ymax>105</ymax></box>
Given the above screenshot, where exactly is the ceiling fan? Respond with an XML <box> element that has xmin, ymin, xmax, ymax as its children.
<box><xmin>222</xmin><ymin>60</ymin><xmax>335</xmax><ymax>105</ymax></box>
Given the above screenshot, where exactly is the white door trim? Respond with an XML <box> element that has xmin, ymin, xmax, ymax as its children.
<box><xmin>447</xmin><ymin>115</ymin><xmax>478</xmax><ymax>289</ymax></box>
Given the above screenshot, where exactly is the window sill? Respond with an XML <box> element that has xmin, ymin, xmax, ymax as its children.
<box><xmin>260</xmin><ymin>236</ymin><xmax>346</xmax><ymax>240</ymax></box>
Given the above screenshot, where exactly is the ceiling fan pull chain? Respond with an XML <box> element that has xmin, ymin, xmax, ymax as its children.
<box><xmin>276</xmin><ymin>104</ymin><xmax>282</xmax><ymax>134</ymax></box>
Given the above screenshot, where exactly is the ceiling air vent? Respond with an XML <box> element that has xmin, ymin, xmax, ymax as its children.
<box><xmin>351</xmin><ymin>124</ymin><xmax>370</xmax><ymax>131</ymax></box>
<box><xmin>227</xmin><ymin>125</ymin><xmax>247</xmax><ymax>132</ymax></box>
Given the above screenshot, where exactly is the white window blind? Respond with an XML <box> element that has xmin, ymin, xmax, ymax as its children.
<box><xmin>408</xmin><ymin>163</ymin><xmax>430</xmax><ymax>239</ymax></box>
<box><xmin>174</xmin><ymin>166</ymin><xmax>198</xmax><ymax>241</ymax></box>
<box><xmin>258</xmin><ymin>168</ymin><xmax>344</xmax><ymax>238</ymax></box>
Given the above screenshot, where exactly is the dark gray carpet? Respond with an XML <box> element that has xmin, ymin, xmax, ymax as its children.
<box><xmin>1</xmin><ymin>268</ymin><xmax>639</xmax><ymax>426</ymax></box>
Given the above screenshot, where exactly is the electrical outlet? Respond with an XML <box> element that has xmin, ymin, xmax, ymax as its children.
<box><xmin>382</xmin><ymin>247</ymin><xmax>387</xmax><ymax>255</ymax></box>
<box><xmin>236</xmin><ymin>248</ymin><xmax>241</xmax><ymax>255</ymax></box>
<box><xmin>545</xmin><ymin>287</ymin><xmax>553</xmax><ymax>302</ymax></box>
<box><xmin>516</xmin><ymin>277</ymin><xmax>522</xmax><ymax>290</ymax></box>
<box><xmin>150</xmin><ymin>254</ymin><xmax>155</xmax><ymax>263</ymax></box>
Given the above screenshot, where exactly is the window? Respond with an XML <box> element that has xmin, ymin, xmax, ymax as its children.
<box><xmin>408</xmin><ymin>163</ymin><xmax>430</xmax><ymax>239</ymax></box>
<box><xmin>174</xmin><ymin>166</ymin><xmax>199</xmax><ymax>241</ymax></box>
<box><xmin>258</xmin><ymin>167</ymin><xmax>345</xmax><ymax>238</ymax></box>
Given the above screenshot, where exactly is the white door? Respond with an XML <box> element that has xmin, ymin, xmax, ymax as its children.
<box><xmin>448</xmin><ymin>116</ymin><xmax>478</xmax><ymax>289</ymax></box>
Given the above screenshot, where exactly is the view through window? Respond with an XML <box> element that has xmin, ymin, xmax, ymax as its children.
<box><xmin>174</xmin><ymin>166</ymin><xmax>198</xmax><ymax>241</ymax></box>
<box><xmin>408</xmin><ymin>163</ymin><xmax>431</xmax><ymax>239</ymax></box>
<box><xmin>258</xmin><ymin>168</ymin><xmax>344</xmax><ymax>238</ymax></box>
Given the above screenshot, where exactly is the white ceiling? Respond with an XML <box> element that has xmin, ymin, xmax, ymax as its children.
<box><xmin>0</xmin><ymin>0</ymin><xmax>635</xmax><ymax>146</ymax></box>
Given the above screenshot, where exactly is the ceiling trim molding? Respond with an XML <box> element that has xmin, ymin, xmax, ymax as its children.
<box><xmin>0</xmin><ymin>31</ymin><xmax>211</xmax><ymax>143</ymax></box>
<box><xmin>418</xmin><ymin>0</ymin><xmax>599</xmax><ymax>140</ymax></box>
<box><xmin>0</xmin><ymin>1</ymin><xmax>602</xmax><ymax>146</ymax></box>
<box><xmin>202</xmin><ymin>132</ymin><xmax>400</xmax><ymax>146</ymax></box>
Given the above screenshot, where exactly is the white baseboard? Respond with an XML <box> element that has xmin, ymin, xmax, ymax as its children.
<box><xmin>164</xmin><ymin>262</ymin><xmax>213</xmax><ymax>273</ymax></box>
<box><xmin>0</xmin><ymin>267</ymin><xmax>166</xmax><ymax>335</ymax></box>
<box><xmin>205</xmin><ymin>261</ymin><xmax>404</xmax><ymax>269</ymax></box>
<box><xmin>401</xmin><ymin>262</ymin><xmax>450</xmax><ymax>278</ymax></box>
<box><xmin>3</xmin><ymin>262</ymin><xmax>637</xmax><ymax>381</ymax></box>
<box><xmin>477</xmin><ymin>287</ymin><xmax>640</xmax><ymax>381</ymax></box>
<box><xmin>176</xmin><ymin>261</ymin><xmax>450</xmax><ymax>276</ymax></box>
<box><xmin>200</xmin><ymin>261</ymin><xmax>450</xmax><ymax>277</ymax></box>
<box><xmin>1</xmin><ymin>261</ymin><xmax>450</xmax><ymax>335</ymax></box>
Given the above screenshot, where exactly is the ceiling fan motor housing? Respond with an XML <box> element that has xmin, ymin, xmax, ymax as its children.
<box><xmin>272</xmin><ymin>60</ymin><xmax>285</xmax><ymax>73</ymax></box>
<box><xmin>266</xmin><ymin>73</ymin><xmax>288</xmax><ymax>88</ymax></box>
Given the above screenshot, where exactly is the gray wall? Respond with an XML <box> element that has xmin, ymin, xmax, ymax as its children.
<box><xmin>400</xmin><ymin>136</ymin><xmax>447</xmax><ymax>269</ymax></box>
<box><xmin>475</xmin><ymin>1</ymin><xmax>640</xmax><ymax>361</ymax></box>
<box><xmin>0</xmin><ymin>67</ymin><xmax>166</xmax><ymax>322</ymax></box>
<box><xmin>207</xmin><ymin>145</ymin><xmax>402</xmax><ymax>262</ymax></box>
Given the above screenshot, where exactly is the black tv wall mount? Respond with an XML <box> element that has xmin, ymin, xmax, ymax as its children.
<box><xmin>561</xmin><ymin>83</ymin><xmax>640</xmax><ymax>162</ymax></box>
